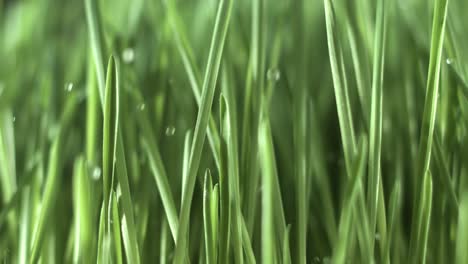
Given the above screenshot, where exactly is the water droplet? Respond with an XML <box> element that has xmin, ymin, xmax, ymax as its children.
<box><xmin>12</xmin><ymin>116</ymin><xmax>16</xmax><ymax>123</ymax></box>
<box><xmin>446</xmin><ymin>58</ymin><xmax>452</xmax><ymax>65</ymax></box>
<box><xmin>267</xmin><ymin>68</ymin><xmax>280</xmax><ymax>82</ymax></box>
<box><xmin>313</xmin><ymin>257</ymin><xmax>320</xmax><ymax>263</ymax></box>
<box><xmin>165</xmin><ymin>126</ymin><xmax>176</xmax><ymax>136</ymax></box>
<box><xmin>122</xmin><ymin>48</ymin><xmax>135</xmax><ymax>64</ymax></box>
<box><xmin>375</xmin><ymin>233</ymin><xmax>381</xmax><ymax>241</ymax></box>
<box><xmin>92</xmin><ymin>167</ymin><xmax>102</xmax><ymax>180</ymax></box>
<box><xmin>138</xmin><ymin>103</ymin><xmax>146</xmax><ymax>111</ymax></box>
<box><xmin>65</xmin><ymin>82</ymin><xmax>74</xmax><ymax>92</ymax></box>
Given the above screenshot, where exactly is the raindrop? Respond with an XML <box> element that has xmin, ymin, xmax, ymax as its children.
<box><xmin>138</xmin><ymin>103</ymin><xmax>146</xmax><ymax>111</ymax></box>
<box><xmin>165</xmin><ymin>126</ymin><xmax>176</xmax><ymax>136</ymax></box>
<box><xmin>12</xmin><ymin>116</ymin><xmax>16</xmax><ymax>123</ymax></box>
<box><xmin>65</xmin><ymin>82</ymin><xmax>74</xmax><ymax>92</ymax></box>
<box><xmin>122</xmin><ymin>48</ymin><xmax>135</xmax><ymax>64</ymax></box>
<box><xmin>375</xmin><ymin>233</ymin><xmax>381</xmax><ymax>241</ymax></box>
<box><xmin>92</xmin><ymin>166</ymin><xmax>102</xmax><ymax>180</ymax></box>
<box><xmin>267</xmin><ymin>68</ymin><xmax>280</xmax><ymax>82</ymax></box>
<box><xmin>446</xmin><ymin>58</ymin><xmax>453</xmax><ymax>65</ymax></box>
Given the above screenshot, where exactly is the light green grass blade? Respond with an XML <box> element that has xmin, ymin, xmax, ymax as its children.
<box><xmin>409</xmin><ymin>0</ymin><xmax>450</xmax><ymax>256</ymax></box>
<box><xmin>456</xmin><ymin>192</ymin><xmax>468</xmax><ymax>264</ymax></box>
<box><xmin>173</xmin><ymin>0</ymin><xmax>233</xmax><ymax>262</ymax></box>
<box><xmin>162</xmin><ymin>0</ymin><xmax>222</xmax><ymax>171</ymax></box>
<box><xmin>84</xmin><ymin>0</ymin><xmax>106</xmax><ymax>102</ymax></box>
<box><xmin>258</xmin><ymin>119</ymin><xmax>276</xmax><ymax>264</ymax></box>
<box><xmin>72</xmin><ymin>157</ymin><xmax>93</xmax><ymax>263</ymax></box>
<box><xmin>367</xmin><ymin>0</ymin><xmax>387</xmax><ymax>255</ymax></box>
<box><xmin>383</xmin><ymin>179</ymin><xmax>401</xmax><ymax>264</ymax></box>
<box><xmin>323</xmin><ymin>0</ymin><xmax>357</xmax><ymax>172</ymax></box>
<box><xmin>203</xmin><ymin>170</ymin><xmax>214</xmax><ymax>264</ymax></box>
<box><xmin>111</xmin><ymin>191</ymin><xmax>123</xmax><ymax>264</ymax></box>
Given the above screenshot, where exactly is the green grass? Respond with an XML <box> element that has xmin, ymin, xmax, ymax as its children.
<box><xmin>1</xmin><ymin>0</ymin><xmax>468</xmax><ymax>263</ymax></box>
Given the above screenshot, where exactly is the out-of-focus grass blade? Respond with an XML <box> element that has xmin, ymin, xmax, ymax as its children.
<box><xmin>173</xmin><ymin>0</ymin><xmax>233</xmax><ymax>262</ymax></box>
<box><xmin>222</xmin><ymin>69</ymin><xmax>243</xmax><ymax>264</ymax></box>
<box><xmin>84</xmin><ymin>0</ymin><xmax>106</xmax><ymax>101</ymax></box>
<box><xmin>129</xmin><ymin>86</ymin><xmax>179</xmax><ymax>241</ymax></box>
<box><xmin>456</xmin><ymin>192</ymin><xmax>468</xmax><ymax>264</ymax></box>
<box><xmin>367</xmin><ymin>0</ymin><xmax>387</xmax><ymax>254</ymax></box>
<box><xmin>409</xmin><ymin>0</ymin><xmax>449</xmax><ymax>256</ymax></box>
<box><xmin>433</xmin><ymin>133</ymin><xmax>458</xmax><ymax>208</ymax></box>
<box><xmin>161</xmin><ymin>0</ymin><xmax>222</xmax><ymax>170</ymax></box>
<box><xmin>30</xmin><ymin>92</ymin><xmax>79</xmax><ymax>263</ymax></box>
<box><xmin>181</xmin><ymin>131</ymin><xmax>192</xmax><ymax>205</ymax></box>
<box><xmin>160</xmin><ymin>220</ymin><xmax>169</xmax><ymax>264</ymax></box>
<box><xmin>29</xmin><ymin>133</ymin><xmax>63</xmax><ymax>263</ymax></box>
<box><xmin>111</xmin><ymin>191</ymin><xmax>123</xmax><ymax>264</ymax></box>
<box><xmin>333</xmin><ymin>138</ymin><xmax>368</xmax><ymax>264</ymax></box>
<box><xmin>241</xmin><ymin>216</ymin><xmax>256</xmax><ymax>264</ymax></box>
<box><xmin>203</xmin><ymin>170</ymin><xmax>214</xmax><ymax>264</ymax></box>
<box><xmin>18</xmin><ymin>186</ymin><xmax>31</xmax><ymax>264</ymax></box>
<box><xmin>282</xmin><ymin>226</ymin><xmax>292</xmax><ymax>264</ymax></box>
<box><xmin>323</xmin><ymin>0</ymin><xmax>357</xmax><ymax>172</ymax></box>
<box><xmin>413</xmin><ymin>172</ymin><xmax>433</xmax><ymax>263</ymax></box>
<box><xmin>383</xmin><ymin>179</ymin><xmax>401</xmax><ymax>264</ymax></box>
<box><xmin>72</xmin><ymin>157</ymin><xmax>93</xmax><ymax>263</ymax></box>
<box><xmin>0</xmin><ymin>109</ymin><xmax>17</xmax><ymax>208</ymax></box>
<box><xmin>258</xmin><ymin>119</ymin><xmax>277</xmax><ymax>264</ymax></box>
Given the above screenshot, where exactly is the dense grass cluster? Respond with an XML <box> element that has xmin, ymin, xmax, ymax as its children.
<box><xmin>1</xmin><ymin>0</ymin><xmax>468</xmax><ymax>263</ymax></box>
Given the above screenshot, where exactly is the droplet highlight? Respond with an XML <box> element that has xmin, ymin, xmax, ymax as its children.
<box><xmin>165</xmin><ymin>126</ymin><xmax>176</xmax><ymax>136</ymax></box>
<box><xmin>267</xmin><ymin>68</ymin><xmax>280</xmax><ymax>82</ymax></box>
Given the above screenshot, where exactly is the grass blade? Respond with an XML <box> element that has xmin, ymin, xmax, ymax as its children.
<box><xmin>173</xmin><ymin>0</ymin><xmax>233</xmax><ymax>262</ymax></box>
<box><xmin>367</xmin><ymin>0</ymin><xmax>387</xmax><ymax>256</ymax></box>
<box><xmin>409</xmin><ymin>0</ymin><xmax>450</xmax><ymax>256</ymax></box>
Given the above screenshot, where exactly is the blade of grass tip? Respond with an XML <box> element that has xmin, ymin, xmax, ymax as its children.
<box><xmin>182</xmin><ymin>131</ymin><xmax>192</xmax><ymax>204</ymax></box>
<box><xmin>103</xmin><ymin>55</ymin><xmax>141</xmax><ymax>264</ymax></box>
<box><xmin>258</xmin><ymin>119</ymin><xmax>278</xmax><ymax>264</ymax></box>
<box><xmin>172</xmin><ymin>0</ymin><xmax>233</xmax><ymax>262</ymax></box>
<box><xmin>367</xmin><ymin>0</ymin><xmax>387</xmax><ymax>255</ymax></box>
<box><xmin>409</xmin><ymin>0</ymin><xmax>449</xmax><ymax>255</ymax></box>
<box><xmin>30</xmin><ymin>92</ymin><xmax>79</xmax><ymax>263</ymax></box>
<box><xmin>203</xmin><ymin>170</ymin><xmax>214</xmax><ymax>264</ymax></box>
<box><xmin>323</xmin><ymin>0</ymin><xmax>357</xmax><ymax>172</ymax></box>
<box><xmin>84</xmin><ymin>0</ymin><xmax>106</xmax><ymax>102</ymax></box>
<box><xmin>103</xmin><ymin>55</ymin><xmax>118</xmax><ymax>236</ymax></box>
<box><xmin>162</xmin><ymin>0</ymin><xmax>222</xmax><ymax>171</ymax></box>
<box><xmin>333</xmin><ymin>138</ymin><xmax>368</xmax><ymax>264</ymax></box>
<box><xmin>210</xmin><ymin>184</ymin><xmax>219</xmax><ymax>264</ymax></box>
<box><xmin>111</xmin><ymin>191</ymin><xmax>123</xmax><ymax>264</ymax></box>
<box><xmin>383</xmin><ymin>179</ymin><xmax>401</xmax><ymax>264</ymax></box>
<box><xmin>222</xmin><ymin>69</ymin><xmax>243</xmax><ymax>264</ymax></box>
<box><xmin>282</xmin><ymin>225</ymin><xmax>292</xmax><ymax>264</ymax></box>
<box><xmin>455</xmin><ymin>192</ymin><xmax>468</xmax><ymax>264</ymax></box>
